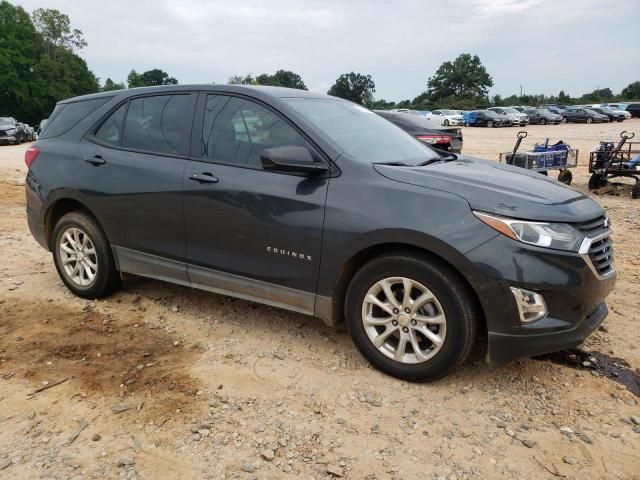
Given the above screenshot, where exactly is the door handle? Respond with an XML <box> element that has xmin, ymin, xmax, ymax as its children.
<box><xmin>189</xmin><ymin>172</ymin><xmax>219</xmax><ymax>184</ymax></box>
<box><xmin>84</xmin><ymin>155</ymin><xmax>106</xmax><ymax>166</ymax></box>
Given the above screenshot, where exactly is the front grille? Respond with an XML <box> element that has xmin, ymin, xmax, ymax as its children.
<box><xmin>574</xmin><ymin>216</ymin><xmax>615</xmax><ymax>278</ymax></box>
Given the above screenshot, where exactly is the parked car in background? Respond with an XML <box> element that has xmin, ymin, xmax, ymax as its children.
<box><xmin>0</xmin><ymin>117</ymin><xmax>20</xmax><ymax>145</ymax></box>
<box><xmin>375</xmin><ymin>110</ymin><xmax>463</xmax><ymax>153</ymax></box>
<box><xmin>524</xmin><ymin>108</ymin><xmax>562</xmax><ymax>125</ymax></box>
<box><xmin>488</xmin><ymin>107</ymin><xmax>529</xmax><ymax>126</ymax></box>
<box><xmin>426</xmin><ymin>109</ymin><xmax>464</xmax><ymax>126</ymax></box>
<box><xmin>466</xmin><ymin>110</ymin><xmax>510</xmax><ymax>127</ymax></box>
<box><xmin>545</xmin><ymin>106</ymin><xmax>566</xmax><ymax>115</ymax></box>
<box><xmin>562</xmin><ymin>107</ymin><xmax>609</xmax><ymax>124</ymax></box>
<box><xmin>604</xmin><ymin>103</ymin><xmax>628</xmax><ymax>111</ymax></box>
<box><xmin>16</xmin><ymin>123</ymin><xmax>30</xmax><ymax>143</ymax></box>
<box><xmin>590</xmin><ymin>107</ymin><xmax>626</xmax><ymax>122</ymax></box>
<box><xmin>625</xmin><ymin>103</ymin><xmax>640</xmax><ymax>118</ymax></box>
<box><xmin>38</xmin><ymin>119</ymin><xmax>48</xmax><ymax>135</ymax></box>
<box><xmin>25</xmin><ymin>84</ymin><xmax>616</xmax><ymax>382</ymax></box>
<box><xmin>511</xmin><ymin>106</ymin><xmax>534</xmax><ymax>113</ymax></box>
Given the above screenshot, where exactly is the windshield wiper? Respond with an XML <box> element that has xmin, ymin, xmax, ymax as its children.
<box><xmin>417</xmin><ymin>152</ymin><xmax>458</xmax><ymax>166</ymax></box>
<box><xmin>375</xmin><ymin>161</ymin><xmax>408</xmax><ymax>166</ymax></box>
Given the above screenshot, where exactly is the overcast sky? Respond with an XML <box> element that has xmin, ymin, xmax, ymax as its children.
<box><xmin>13</xmin><ymin>0</ymin><xmax>640</xmax><ymax>101</ymax></box>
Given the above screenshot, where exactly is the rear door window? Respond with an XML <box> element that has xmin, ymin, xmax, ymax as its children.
<box><xmin>121</xmin><ymin>95</ymin><xmax>190</xmax><ymax>155</ymax></box>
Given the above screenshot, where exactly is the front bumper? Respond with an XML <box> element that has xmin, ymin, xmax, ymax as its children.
<box><xmin>464</xmin><ymin>234</ymin><xmax>616</xmax><ymax>365</ymax></box>
<box><xmin>0</xmin><ymin>135</ymin><xmax>17</xmax><ymax>145</ymax></box>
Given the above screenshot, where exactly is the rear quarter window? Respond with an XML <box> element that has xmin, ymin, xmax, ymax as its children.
<box><xmin>40</xmin><ymin>97</ymin><xmax>111</xmax><ymax>139</ymax></box>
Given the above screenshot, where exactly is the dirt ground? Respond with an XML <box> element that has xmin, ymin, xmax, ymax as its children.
<box><xmin>1</xmin><ymin>120</ymin><xmax>639</xmax><ymax>480</ymax></box>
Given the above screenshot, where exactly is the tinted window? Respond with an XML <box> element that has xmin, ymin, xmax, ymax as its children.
<box><xmin>202</xmin><ymin>95</ymin><xmax>305</xmax><ymax>168</ymax></box>
<box><xmin>40</xmin><ymin>97</ymin><xmax>110</xmax><ymax>139</ymax></box>
<box><xmin>284</xmin><ymin>98</ymin><xmax>439</xmax><ymax>166</ymax></box>
<box><xmin>94</xmin><ymin>103</ymin><xmax>127</xmax><ymax>146</ymax></box>
<box><xmin>121</xmin><ymin>95</ymin><xmax>189</xmax><ymax>154</ymax></box>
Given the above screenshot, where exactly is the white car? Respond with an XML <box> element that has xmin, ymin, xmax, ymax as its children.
<box><xmin>426</xmin><ymin>109</ymin><xmax>464</xmax><ymax>126</ymax></box>
<box><xmin>488</xmin><ymin>107</ymin><xmax>529</xmax><ymax>126</ymax></box>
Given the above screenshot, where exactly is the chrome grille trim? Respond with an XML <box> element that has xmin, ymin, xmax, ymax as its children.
<box><xmin>575</xmin><ymin>216</ymin><xmax>615</xmax><ymax>280</ymax></box>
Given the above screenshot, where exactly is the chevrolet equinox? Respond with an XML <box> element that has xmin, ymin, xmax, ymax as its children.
<box><xmin>25</xmin><ymin>85</ymin><xmax>616</xmax><ymax>381</ymax></box>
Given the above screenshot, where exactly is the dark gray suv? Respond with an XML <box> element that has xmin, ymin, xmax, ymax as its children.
<box><xmin>25</xmin><ymin>85</ymin><xmax>616</xmax><ymax>382</ymax></box>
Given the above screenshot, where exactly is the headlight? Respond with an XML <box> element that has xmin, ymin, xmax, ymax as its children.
<box><xmin>7</xmin><ymin>128</ymin><xmax>16</xmax><ymax>134</ymax></box>
<box><xmin>473</xmin><ymin>211</ymin><xmax>584</xmax><ymax>252</ymax></box>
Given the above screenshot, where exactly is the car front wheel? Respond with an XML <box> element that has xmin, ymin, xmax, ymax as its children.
<box><xmin>345</xmin><ymin>253</ymin><xmax>478</xmax><ymax>382</ymax></box>
<box><xmin>52</xmin><ymin>211</ymin><xmax>122</xmax><ymax>298</ymax></box>
<box><xmin>586</xmin><ymin>117</ymin><xmax>593</xmax><ymax>124</ymax></box>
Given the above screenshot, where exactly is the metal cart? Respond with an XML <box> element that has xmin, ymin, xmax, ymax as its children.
<box><xmin>499</xmin><ymin>146</ymin><xmax>578</xmax><ymax>185</ymax></box>
<box><xmin>588</xmin><ymin>132</ymin><xmax>639</xmax><ymax>198</ymax></box>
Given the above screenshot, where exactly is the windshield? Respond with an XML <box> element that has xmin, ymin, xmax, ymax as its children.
<box><xmin>440</xmin><ymin>110</ymin><xmax>457</xmax><ymax>115</ymax></box>
<box><xmin>0</xmin><ymin>117</ymin><xmax>14</xmax><ymax>126</ymax></box>
<box><xmin>502</xmin><ymin>107</ymin><xmax>519</xmax><ymax>114</ymax></box>
<box><xmin>284</xmin><ymin>98</ymin><xmax>438</xmax><ymax>165</ymax></box>
<box><xmin>483</xmin><ymin>110</ymin><xmax>499</xmax><ymax>117</ymax></box>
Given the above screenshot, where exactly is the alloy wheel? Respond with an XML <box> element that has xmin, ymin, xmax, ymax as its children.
<box><xmin>361</xmin><ymin>277</ymin><xmax>447</xmax><ymax>364</ymax></box>
<box><xmin>59</xmin><ymin>227</ymin><xmax>98</xmax><ymax>287</ymax></box>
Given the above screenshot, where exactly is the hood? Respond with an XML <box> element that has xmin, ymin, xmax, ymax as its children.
<box><xmin>373</xmin><ymin>156</ymin><xmax>603</xmax><ymax>223</ymax></box>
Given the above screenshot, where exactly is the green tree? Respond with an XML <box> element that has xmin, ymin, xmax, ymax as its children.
<box><xmin>621</xmin><ymin>81</ymin><xmax>640</xmax><ymax>100</ymax></box>
<box><xmin>126</xmin><ymin>69</ymin><xmax>144</xmax><ymax>88</ymax></box>
<box><xmin>140</xmin><ymin>68</ymin><xmax>178</xmax><ymax>86</ymax></box>
<box><xmin>557</xmin><ymin>90</ymin><xmax>571</xmax><ymax>104</ymax></box>
<box><xmin>102</xmin><ymin>78</ymin><xmax>125</xmax><ymax>91</ymax></box>
<box><xmin>327</xmin><ymin>72</ymin><xmax>375</xmax><ymax>105</ymax></box>
<box><xmin>0</xmin><ymin>1</ymin><xmax>98</xmax><ymax>124</ymax></box>
<box><xmin>31</xmin><ymin>8</ymin><xmax>86</xmax><ymax>59</ymax></box>
<box><xmin>228</xmin><ymin>74</ymin><xmax>255</xmax><ymax>85</ymax></box>
<box><xmin>425</xmin><ymin>54</ymin><xmax>493</xmax><ymax>103</ymax></box>
<box><xmin>255</xmin><ymin>70</ymin><xmax>307</xmax><ymax>90</ymax></box>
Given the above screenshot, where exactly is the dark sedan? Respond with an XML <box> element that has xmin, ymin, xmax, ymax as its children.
<box><xmin>562</xmin><ymin>107</ymin><xmax>609</xmax><ymax>124</ymax></box>
<box><xmin>525</xmin><ymin>109</ymin><xmax>563</xmax><ymax>125</ymax></box>
<box><xmin>467</xmin><ymin>110</ymin><xmax>510</xmax><ymax>127</ymax></box>
<box><xmin>375</xmin><ymin>111</ymin><xmax>463</xmax><ymax>152</ymax></box>
<box><xmin>590</xmin><ymin>107</ymin><xmax>625</xmax><ymax>123</ymax></box>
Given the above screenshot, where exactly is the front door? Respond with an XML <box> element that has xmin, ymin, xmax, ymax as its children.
<box><xmin>183</xmin><ymin>94</ymin><xmax>329</xmax><ymax>314</ymax></box>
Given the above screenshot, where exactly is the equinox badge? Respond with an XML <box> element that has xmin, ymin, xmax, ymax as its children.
<box><xmin>266</xmin><ymin>246</ymin><xmax>312</xmax><ymax>261</ymax></box>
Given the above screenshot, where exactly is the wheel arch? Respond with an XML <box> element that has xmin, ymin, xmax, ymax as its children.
<box><xmin>321</xmin><ymin>242</ymin><xmax>487</xmax><ymax>337</ymax></box>
<box><xmin>44</xmin><ymin>198</ymin><xmax>105</xmax><ymax>250</ymax></box>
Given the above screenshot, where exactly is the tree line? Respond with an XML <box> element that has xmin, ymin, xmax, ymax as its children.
<box><xmin>1</xmin><ymin>1</ymin><xmax>638</xmax><ymax>125</ymax></box>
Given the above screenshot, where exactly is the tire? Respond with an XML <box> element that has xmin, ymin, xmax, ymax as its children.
<box><xmin>52</xmin><ymin>211</ymin><xmax>122</xmax><ymax>299</ymax></box>
<box><xmin>487</xmin><ymin>121</ymin><xmax>494</xmax><ymax>128</ymax></box>
<box><xmin>586</xmin><ymin>117</ymin><xmax>593</xmax><ymax>124</ymax></box>
<box><xmin>562</xmin><ymin>117</ymin><xmax>568</xmax><ymax>124</ymax></box>
<box><xmin>444</xmin><ymin>119</ymin><xmax>450</xmax><ymax>126</ymax></box>
<box><xmin>588</xmin><ymin>173</ymin><xmax>606</xmax><ymax>190</ymax></box>
<box><xmin>617</xmin><ymin>118</ymin><xmax>624</xmax><ymax>123</ymax></box>
<box><xmin>557</xmin><ymin>169</ymin><xmax>572</xmax><ymax>185</ymax></box>
<box><xmin>540</xmin><ymin>118</ymin><xmax>546</xmax><ymax>125</ymax></box>
<box><xmin>632</xmin><ymin>183</ymin><xmax>640</xmax><ymax>200</ymax></box>
<box><xmin>345</xmin><ymin>253</ymin><xmax>478</xmax><ymax>382</ymax></box>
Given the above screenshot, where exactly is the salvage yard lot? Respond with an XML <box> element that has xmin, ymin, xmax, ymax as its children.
<box><xmin>1</xmin><ymin>120</ymin><xmax>639</xmax><ymax>479</ymax></box>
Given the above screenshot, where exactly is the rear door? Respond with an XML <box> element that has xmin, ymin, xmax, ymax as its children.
<box><xmin>79</xmin><ymin>92</ymin><xmax>196</xmax><ymax>281</ymax></box>
<box><xmin>182</xmin><ymin>93</ymin><xmax>329</xmax><ymax>314</ymax></box>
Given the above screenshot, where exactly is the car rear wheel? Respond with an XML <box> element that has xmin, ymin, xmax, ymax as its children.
<box><xmin>345</xmin><ymin>253</ymin><xmax>478</xmax><ymax>382</ymax></box>
<box><xmin>586</xmin><ymin>118</ymin><xmax>593</xmax><ymax>124</ymax></box>
<box><xmin>487</xmin><ymin>121</ymin><xmax>494</xmax><ymax>128</ymax></box>
<box><xmin>540</xmin><ymin>118</ymin><xmax>547</xmax><ymax>125</ymax></box>
<box><xmin>52</xmin><ymin>211</ymin><xmax>122</xmax><ymax>299</ymax></box>
<box><xmin>561</xmin><ymin>117</ymin><xmax>568</xmax><ymax>123</ymax></box>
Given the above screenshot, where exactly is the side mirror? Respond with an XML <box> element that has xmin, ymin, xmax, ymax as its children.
<box><xmin>260</xmin><ymin>146</ymin><xmax>328</xmax><ymax>174</ymax></box>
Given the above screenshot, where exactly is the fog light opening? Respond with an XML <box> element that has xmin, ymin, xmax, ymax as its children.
<box><xmin>510</xmin><ymin>287</ymin><xmax>547</xmax><ymax>324</ymax></box>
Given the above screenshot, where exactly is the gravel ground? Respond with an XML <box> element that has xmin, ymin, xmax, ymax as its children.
<box><xmin>1</xmin><ymin>120</ymin><xmax>639</xmax><ymax>480</ymax></box>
